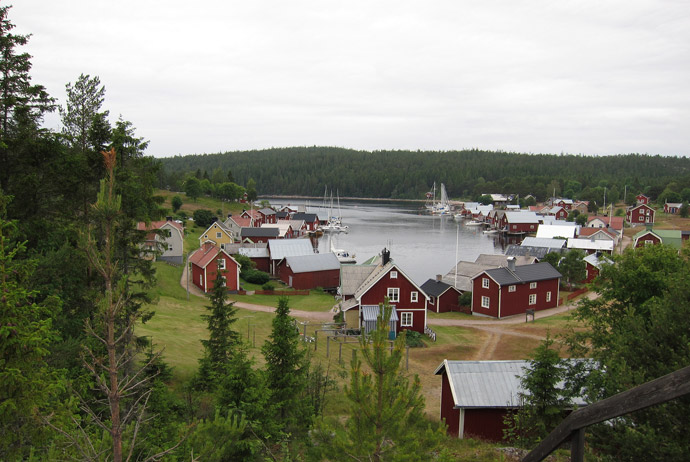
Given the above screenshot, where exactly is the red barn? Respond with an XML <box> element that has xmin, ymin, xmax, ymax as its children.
<box><xmin>277</xmin><ymin>252</ymin><xmax>341</xmax><ymax>290</ymax></box>
<box><xmin>189</xmin><ymin>242</ymin><xmax>240</xmax><ymax>293</ymax></box>
<box><xmin>501</xmin><ymin>211</ymin><xmax>540</xmax><ymax>234</ymax></box>
<box><xmin>435</xmin><ymin>360</ymin><xmax>587</xmax><ymax>441</ymax></box>
<box><xmin>421</xmin><ymin>276</ymin><xmax>463</xmax><ymax>313</ymax></box>
<box><xmin>340</xmin><ymin>249</ymin><xmax>428</xmax><ymax>335</ymax></box>
<box><xmin>471</xmin><ymin>259</ymin><xmax>561</xmax><ymax>319</ymax></box>
<box><xmin>626</xmin><ymin>204</ymin><xmax>655</xmax><ymax>225</ymax></box>
<box><xmin>583</xmin><ymin>252</ymin><xmax>613</xmax><ymax>283</ymax></box>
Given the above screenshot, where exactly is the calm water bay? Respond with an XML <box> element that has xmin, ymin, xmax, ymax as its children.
<box><xmin>269</xmin><ymin>198</ymin><xmax>519</xmax><ymax>285</ymax></box>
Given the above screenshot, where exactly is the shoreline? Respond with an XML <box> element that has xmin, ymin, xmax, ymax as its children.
<box><xmin>261</xmin><ymin>195</ymin><xmax>427</xmax><ymax>203</ymax></box>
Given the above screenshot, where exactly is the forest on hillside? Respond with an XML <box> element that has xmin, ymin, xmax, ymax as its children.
<box><xmin>158</xmin><ymin>147</ymin><xmax>690</xmax><ymax>204</ymax></box>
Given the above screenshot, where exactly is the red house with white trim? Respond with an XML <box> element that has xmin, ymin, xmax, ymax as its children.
<box><xmin>471</xmin><ymin>259</ymin><xmax>561</xmax><ymax>319</ymax></box>
<box><xmin>340</xmin><ymin>249</ymin><xmax>428</xmax><ymax>335</ymax></box>
<box><xmin>276</xmin><ymin>252</ymin><xmax>341</xmax><ymax>290</ymax></box>
<box><xmin>500</xmin><ymin>211</ymin><xmax>540</xmax><ymax>234</ymax></box>
<box><xmin>626</xmin><ymin>204</ymin><xmax>655</xmax><ymax>226</ymax></box>
<box><xmin>636</xmin><ymin>194</ymin><xmax>650</xmax><ymax>205</ymax></box>
<box><xmin>189</xmin><ymin>242</ymin><xmax>240</xmax><ymax>293</ymax></box>
<box><xmin>421</xmin><ymin>277</ymin><xmax>463</xmax><ymax>313</ymax></box>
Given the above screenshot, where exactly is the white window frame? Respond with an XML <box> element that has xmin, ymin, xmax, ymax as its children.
<box><xmin>410</xmin><ymin>291</ymin><xmax>418</xmax><ymax>303</ymax></box>
<box><xmin>390</xmin><ymin>270</ymin><xmax>398</xmax><ymax>279</ymax></box>
<box><xmin>508</xmin><ymin>285</ymin><xmax>516</xmax><ymax>292</ymax></box>
<box><xmin>546</xmin><ymin>291</ymin><xmax>552</xmax><ymax>302</ymax></box>
<box><xmin>401</xmin><ymin>312</ymin><xmax>413</xmax><ymax>327</ymax></box>
<box><xmin>482</xmin><ymin>278</ymin><xmax>490</xmax><ymax>289</ymax></box>
<box><xmin>530</xmin><ymin>282</ymin><xmax>537</xmax><ymax>289</ymax></box>
<box><xmin>216</xmin><ymin>232</ymin><xmax>222</xmax><ymax>239</ymax></box>
<box><xmin>481</xmin><ymin>296</ymin><xmax>490</xmax><ymax>308</ymax></box>
<box><xmin>529</xmin><ymin>294</ymin><xmax>537</xmax><ymax>305</ymax></box>
<box><xmin>218</xmin><ymin>258</ymin><xmax>226</xmax><ymax>270</ymax></box>
<box><xmin>387</xmin><ymin>287</ymin><xmax>400</xmax><ymax>302</ymax></box>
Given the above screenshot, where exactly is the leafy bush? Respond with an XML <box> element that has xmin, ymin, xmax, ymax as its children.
<box><xmin>458</xmin><ymin>291</ymin><xmax>472</xmax><ymax>307</ymax></box>
<box><xmin>233</xmin><ymin>254</ymin><xmax>255</xmax><ymax>271</ymax></box>
<box><xmin>241</xmin><ymin>269</ymin><xmax>270</xmax><ymax>285</ymax></box>
<box><xmin>193</xmin><ymin>209</ymin><xmax>214</xmax><ymax>228</ymax></box>
<box><xmin>261</xmin><ymin>281</ymin><xmax>275</xmax><ymax>291</ymax></box>
<box><xmin>404</xmin><ymin>330</ymin><xmax>425</xmax><ymax>347</ymax></box>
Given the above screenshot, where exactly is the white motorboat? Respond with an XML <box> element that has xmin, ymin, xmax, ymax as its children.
<box><xmin>465</xmin><ymin>220</ymin><xmax>484</xmax><ymax>226</ymax></box>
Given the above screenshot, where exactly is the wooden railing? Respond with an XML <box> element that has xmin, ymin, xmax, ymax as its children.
<box><xmin>523</xmin><ymin>365</ymin><xmax>690</xmax><ymax>462</ymax></box>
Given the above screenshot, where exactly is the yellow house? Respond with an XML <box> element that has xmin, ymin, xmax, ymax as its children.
<box><xmin>199</xmin><ymin>221</ymin><xmax>234</xmax><ymax>250</ymax></box>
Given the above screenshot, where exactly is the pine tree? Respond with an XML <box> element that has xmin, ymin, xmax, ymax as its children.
<box><xmin>316</xmin><ymin>302</ymin><xmax>447</xmax><ymax>461</ymax></box>
<box><xmin>262</xmin><ymin>297</ymin><xmax>313</xmax><ymax>438</ymax></box>
<box><xmin>197</xmin><ymin>266</ymin><xmax>240</xmax><ymax>390</ymax></box>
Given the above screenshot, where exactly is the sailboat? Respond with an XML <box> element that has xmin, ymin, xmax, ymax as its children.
<box><xmin>430</xmin><ymin>183</ymin><xmax>452</xmax><ymax>215</ymax></box>
<box><xmin>321</xmin><ymin>189</ymin><xmax>349</xmax><ymax>232</ymax></box>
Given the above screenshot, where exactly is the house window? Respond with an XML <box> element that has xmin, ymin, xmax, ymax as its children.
<box><xmin>530</xmin><ymin>282</ymin><xmax>537</xmax><ymax>289</ymax></box>
<box><xmin>199</xmin><ymin>274</ymin><xmax>203</xmax><ymax>285</ymax></box>
<box><xmin>509</xmin><ymin>285</ymin><xmax>516</xmax><ymax>292</ymax></box>
<box><xmin>218</xmin><ymin>258</ymin><xmax>226</xmax><ymax>270</ymax></box>
<box><xmin>482</xmin><ymin>278</ymin><xmax>490</xmax><ymax>289</ymax></box>
<box><xmin>221</xmin><ymin>276</ymin><xmax>227</xmax><ymax>287</ymax></box>
<box><xmin>390</xmin><ymin>270</ymin><xmax>398</xmax><ymax>279</ymax></box>
<box><xmin>410</xmin><ymin>291</ymin><xmax>418</xmax><ymax>302</ymax></box>
<box><xmin>481</xmin><ymin>296</ymin><xmax>490</xmax><ymax>308</ymax></box>
<box><xmin>529</xmin><ymin>294</ymin><xmax>537</xmax><ymax>305</ymax></box>
<box><xmin>216</xmin><ymin>232</ymin><xmax>222</xmax><ymax>239</ymax></box>
<box><xmin>165</xmin><ymin>229</ymin><xmax>172</xmax><ymax>238</ymax></box>
<box><xmin>546</xmin><ymin>291</ymin><xmax>552</xmax><ymax>302</ymax></box>
<box><xmin>401</xmin><ymin>312</ymin><xmax>413</xmax><ymax>327</ymax></box>
<box><xmin>387</xmin><ymin>288</ymin><xmax>399</xmax><ymax>302</ymax></box>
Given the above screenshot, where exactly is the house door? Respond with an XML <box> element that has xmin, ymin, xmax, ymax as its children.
<box><xmin>288</xmin><ymin>276</ymin><xmax>293</xmax><ymax>287</ymax></box>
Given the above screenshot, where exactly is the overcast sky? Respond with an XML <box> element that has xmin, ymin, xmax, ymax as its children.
<box><xmin>10</xmin><ymin>1</ymin><xmax>690</xmax><ymax>158</ymax></box>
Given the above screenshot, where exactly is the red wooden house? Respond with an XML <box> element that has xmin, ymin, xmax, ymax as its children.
<box><xmin>435</xmin><ymin>360</ymin><xmax>586</xmax><ymax>441</ymax></box>
<box><xmin>421</xmin><ymin>276</ymin><xmax>463</xmax><ymax>313</ymax></box>
<box><xmin>258</xmin><ymin>208</ymin><xmax>277</xmax><ymax>224</ymax></box>
<box><xmin>340</xmin><ymin>249</ymin><xmax>428</xmax><ymax>335</ymax></box>
<box><xmin>547</xmin><ymin>206</ymin><xmax>568</xmax><ymax>220</ymax></box>
<box><xmin>583</xmin><ymin>252</ymin><xmax>613</xmax><ymax>283</ymax></box>
<box><xmin>471</xmin><ymin>259</ymin><xmax>561</xmax><ymax>319</ymax></box>
<box><xmin>189</xmin><ymin>242</ymin><xmax>240</xmax><ymax>293</ymax></box>
<box><xmin>291</xmin><ymin>212</ymin><xmax>320</xmax><ymax>231</ymax></box>
<box><xmin>636</xmin><ymin>194</ymin><xmax>650</xmax><ymax>205</ymax></box>
<box><xmin>554</xmin><ymin>199</ymin><xmax>573</xmax><ymax>210</ymax></box>
<box><xmin>240</xmin><ymin>227</ymin><xmax>280</xmax><ymax>243</ymax></box>
<box><xmin>626</xmin><ymin>204</ymin><xmax>655</xmax><ymax>225</ymax></box>
<box><xmin>664</xmin><ymin>202</ymin><xmax>682</xmax><ymax>214</ymax></box>
<box><xmin>500</xmin><ymin>211</ymin><xmax>540</xmax><ymax>234</ymax></box>
<box><xmin>276</xmin><ymin>252</ymin><xmax>340</xmax><ymax>290</ymax></box>
<box><xmin>240</xmin><ymin>209</ymin><xmax>264</xmax><ymax>226</ymax></box>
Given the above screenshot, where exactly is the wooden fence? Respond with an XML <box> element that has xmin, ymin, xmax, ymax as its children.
<box><xmin>522</xmin><ymin>365</ymin><xmax>690</xmax><ymax>462</ymax></box>
<box><xmin>237</xmin><ymin>289</ymin><xmax>310</xmax><ymax>296</ymax></box>
<box><xmin>567</xmin><ymin>288</ymin><xmax>589</xmax><ymax>301</ymax></box>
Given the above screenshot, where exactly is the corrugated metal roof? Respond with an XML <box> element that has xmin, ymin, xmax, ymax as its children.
<box><xmin>505</xmin><ymin>245</ymin><xmax>564</xmax><ymax>260</ymax></box>
<box><xmin>583</xmin><ymin>252</ymin><xmax>613</xmax><ymax>269</ymax></box>
<box><xmin>474</xmin><ymin>254</ymin><xmax>537</xmax><ymax>267</ymax></box>
<box><xmin>361</xmin><ymin>305</ymin><xmax>398</xmax><ymax>322</ymax></box>
<box><xmin>435</xmin><ymin>360</ymin><xmax>589</xmax><ymax>408</ymax></box>
<box><xmin>567</xmin><ymin>239</ymin><xmax>614</xmax><ymax>252</ymax></box>
<box><xmin>286</xmin><ymin>252</ymin><xmax>340</xmax><ymax>273</ymax></box>
<box><xmin>268</xmin><ymin>239</ymin><xmax>315</xmax><ymax>260</ymax></box>
<box><xmin>521</xmin><ymin>237</ymin><xmax>567</xmax><ymax>249</ymax></box>
<box><xmin>239</xmin><ymin>247</ymin><xmax>270</xmax><ymax>258</ymax></box>
<box><xmin>504</xmin><ymin>211</ymin><xmax>540</xmax><ymax>224</ymax></box>
<box><xmin>536</xmin><ymin>224</ymin><xmax>578</xmax><ymax>239</ymax></box>
<box><xmin>481</xmin><ymin>262</ymin><xmax>561</xmax><ymax>286</ymax></box>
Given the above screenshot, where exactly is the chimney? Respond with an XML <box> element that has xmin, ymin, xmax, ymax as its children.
<box><xmin>436</xmin><ymin>274</ymin><xmax>442</xmax><ymax>282</ymax></box>
<box><xmin>227</xmin><ymin>213</ymin><xmax>232</xmax><ymax>218</ymax></box>
<box><xmin>507</xmin><ymin>256</ymin><xmax>516</xmax><ymax>272</ymax></box>
<box><xmin>382</xmin><ymin>248</ymin><xmax>391</xmax><ymax>266</ymax></box>
<box><xmin>166</xmin><ymin>216</ymin><xmax>172</xmax><ymax>221</ymax></box>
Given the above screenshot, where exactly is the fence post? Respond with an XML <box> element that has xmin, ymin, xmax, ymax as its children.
<box><xmin>571</xmin><ymin>428</ymin><xmax>585</xmax><ymax>462</ymax></box>
<box><xmin>326</xmin><ymin>336</ymin><xmax>330</xmax><ymax>358</ymax></box>
<box><xmin>314</xmin><ymin>330</ymin><xmax>318</xmax><ymax>351</ymax></box>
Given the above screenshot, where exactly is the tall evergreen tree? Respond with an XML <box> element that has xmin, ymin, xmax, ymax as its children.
<box><xmin>262</xmin><ymin>297</ymin><xmax>313</xmax><ymax>438</ymax></box>
<box><xmin>197</xmin><ymin>267</ymin><xmax>240</xmax><ymax>390</ymax></box>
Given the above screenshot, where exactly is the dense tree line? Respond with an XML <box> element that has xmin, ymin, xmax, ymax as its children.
<box><xmin>158</xmin><ymin>147</ymin><xmax>690</xmax><ymax>204</ymax></box>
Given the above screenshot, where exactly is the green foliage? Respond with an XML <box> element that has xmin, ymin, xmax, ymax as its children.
<box><xmin>458</xmin><ymin>291</ymin><xmax>472</xmax><ymax>307</ymax></box>
<box><xmin>477</xmin><ymin>194</ymin><xmax>493</xmax><ymax>205</ymax></box>
<box><xmin>503</xmin><ymin>336</ymin><xmax>571</xmax><ymax>448</ymax></box>
<box><xmin>566</xmin><ymin>245</ymin><xmax>690</xmax><ymax>460</ymax></box>
<box><xmin>680</xmin><ymin>202</ymin><xmax>689</xmax><ymax>218</ymax></box>
<box><xmin>233</xmin><ymin>253</ymin><xmax>255</xmax><ymax>271</ymax></box>
<box><xmin>187</xmin><ymin>410</ymin><xmax>254</xmax><ymax>461</ymax></box>
<box><xmin>197</xmin><ymin>267</ymin><xmax>240</xmax><ymax>390</ymax></box>
<box><xmin>192</xmin><ymin>209</ymin><xmax>214</xmax><ymax>228</ymax></box>
<box><xmin>313</xmin><ymin>302</ymin><xmax>447</xmax><ymax>461</ymax></box>
<box><xmin>541</xmin><ymin>252</ymin><xmax>561</xmax><ymax>270</ymax></box>
<box><xmin>261</xmin><ymin>281</ymin><xmax>275</xmax><ymax>291</ymax></box>
<box><xmin>242</xmin><ymin>268</ymin><xmax>270</xmax><ymax>285</ymax></box>
<box><xmin>171</xmin><ymin>195</ymin><xmax>183</xmax><ymax>212</ymax></box>
<box><xmin>405</xmin><ymin>329</ymin><xmax>425</xmax><ymax>347</ymax></box>
<box><xmin>184</xmin><ymin>176</ymin><xmax>202</xmax><ymax>201</ymax></box>
<box><xmin>557</xmin><ymin>249</ymin><xmax>586</xmax><ymax>288</ymax></box>
<box><xmin>262</xmin><ymin>297</ymin><xmax>313</xmax><ymax>438</ymax></box>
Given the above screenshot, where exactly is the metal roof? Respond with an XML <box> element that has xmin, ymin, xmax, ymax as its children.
<box><xmin>504</xmin><ymin>211</ymin><xmax>540</xmax><ymax>224</ymax></box>
<box><xmin>521</xmin><ymin>237</ymin><xmax>567</xmax><ymax>249</ymax></box>
<box><xmin>633</xmin><ymin>229</ymin><xmax>683</xmax><ymax>249</ymax></box>
<box><xmin>480</xmin><ymin>262</ymin><xmax>562</xmax><ymax>286</ymax></box>
<box><xmin>238</xmin><ymin>247</ymin><xmax>270</xmax><ymax>258</ymax></box>
<box><xmin>473</xmin><ymin>254</ymin><xmax>537</xmax><ymax>267</ymax></box>
<box><xmin>536</xmin><ymin>224</ymin><xmax>578</xmax><ymax>239</ymax></box>
<box><xmin>240</xmin><ymin>227</ymin><xmax>279</xmax><ymax>237</ymax></box>
<box><xmin>435</xmin><ymin>359</ymin><xmax>589</xmax><ymax>408</ymax></box>
<box><xmin>361</xmin><ymin>305</ymin><xmax>399</xmax><ymax>322</ymax></box>
<box><xmin>505</xmin><ymin>245</ymin><xmax>564</xmax><ymax>260</ymax></box>
<box><xmin>340</xmin><ymin>264</ymin><xmax>379</xmax><ymax>296</ymax></box>
<box><xmin>292</xmin><ymin>212</ymin><xmax>319</xmax><ymax>222</ymax></box>
<box><xmin>583</xmin><ymin>252</ymin><xmax>613</xmax><ymax>269</ymax></box>
<box><xmin>268</xmin><ymin>239</ymin><xmax>315</xmax><ymax>260</ymax></box>
<box><xmin>285</xmin><ymin>252</ymin><xmax>341</xmax><ymax>273</ymax></box>
<box><xmin>567</xmin><ymin>238</ymin><xmax>614</xmax><ymax>252</ymax></box>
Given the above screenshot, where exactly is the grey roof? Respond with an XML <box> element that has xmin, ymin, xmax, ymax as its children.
<box><xmin>240</xmin><ymin>227</ymin><xmax>279</xmax><ymax>238</ymax></box>
<box><xmin>583</xmin><ymin>252</ymin><xmax>613</xmax><ymax>269</ymax></box>
<box><xmin>292</xmin><ymin>212</ymin><xmax>319</xmax><ymax>222</ymax></box>
<box><xmin>238</xmin><ymin>247</ymin><xmax>270</xmax><ymax>258</ymax></box>
<box><xmin>223</xmin><ymin>242</ymin><xmax>267</xmax><ymax>255</ymax></box>
<box><xmin>275</xmin><ymin>211</ymin><xmax>289</xmax><ymax>219</ymax></box>
<box><xmin>505</xmin><ymin>245</ymin><xmax>564</xmax><ymax>260</ymax></box>
<box><xmin>340</xmin><ymin>264</ymin><xmax>379</xmax><ymax>296</ymax></box>
<box><xmin>521</xmin><ymin>237</ymin><xmax>567</xmax><ymax>249</ymax></box>
<box><xmin>268</xmin><ymin>239</ymin><xmax>315</xmax><ymax>260</ymax></box>
<box><xmin>435</xmin><ymin>359</ymin><xmax>588</xmax><ymax>408</ymax></box>
<box><xmin>480</xmin><ymin>262</ymin><xmax>561</xmax><ymax>286</ymax></box>
<box><xmin>504</xmin><ymin>211</ymin><xmax>540</xmax><ymax>224</ymax></box>
<box><xmin>285</xmin><ymin>252</ymin><xmax>341</xmax><ymax>273</ymax></box>
<box><xmin>259</xmin><ymin>208</ymin><xmax>276</xmax><ymax>216</ymax></box>
<box><xmin>420</xmin><ymin>279</ymin><xmax>458</xmax><ymax>298</ymax></box>
<box><xmin>536</xmin><ymin>224</ymin><xmax>578</xmax><ymax>239</ymax></box>
<box><xmin>474</xmin><ymin>254</ymin><xmax>537</xmax><ymax>267</ymax></box>
<box><xmin>362</xmin><ymin>305</ymin><xmax>399</xmax><ymax>322</ymax></box>
<box><xmin>443</xmin><ymin>261</ymin><xmax>495</xmax><ymax>292</ymax></box>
